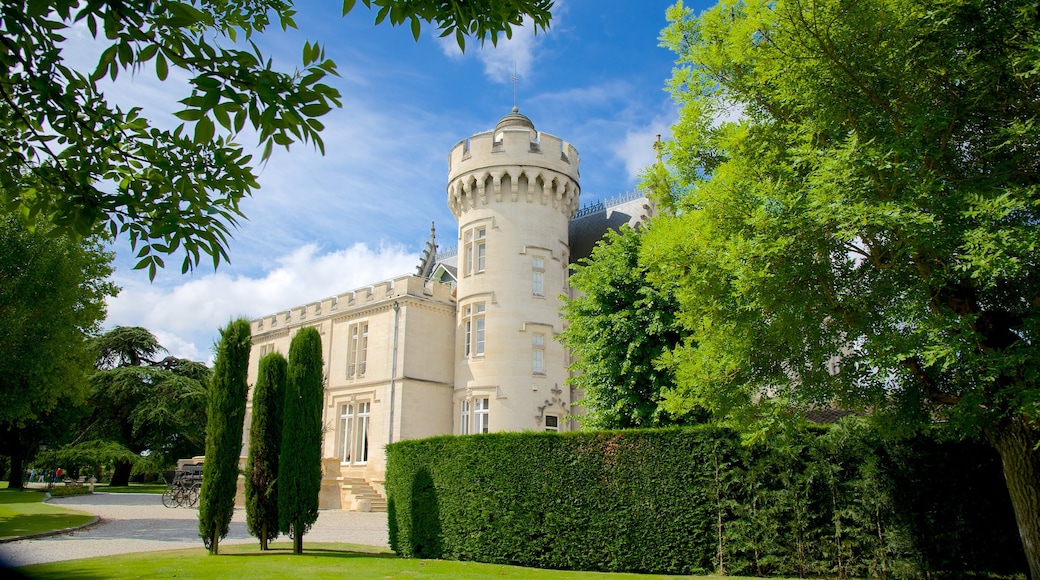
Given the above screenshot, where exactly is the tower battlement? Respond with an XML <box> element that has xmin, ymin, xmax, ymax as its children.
<box><xmin>448</xmin><ymin>129</ymin><xmax>579</xmax><ymax>179</ymax></box>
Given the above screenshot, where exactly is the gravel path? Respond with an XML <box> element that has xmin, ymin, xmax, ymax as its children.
<box><xmin>0</xmin><ymin>493</ymin><xmax>389</xmax><ymax>567</ymax></box>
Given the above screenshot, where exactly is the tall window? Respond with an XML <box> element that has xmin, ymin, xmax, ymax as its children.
<box><xmin>474</xmin><ymin>397</ymin><xmax>490</xmax><ymax>433</ymax></box>
<box><xmin>338</xmin><ymin>402</ymin><xmax>370</xmax><ymax>464</ymax></box>
<box><xmin>464</xmin><ymin>303</ymin><xmax>486</xmax><ymax>357</ymax></box>
<box><xmin>464</xmin><ymin>226</ymin><xmax>487</xmax><ymax>275</ymax></box>
<box><xmin>545</xmin><ymin>415</ymin><xmax>559</xmax><ymax>432</ymax></box>
<box><xmin>354</xmin><ymin>402</ymin><xmax>370</xmax><ymax>464</ymax></box>
<box><xmin>532</xmin><ymin>333</ymin><xmax>545</xmax><ymax>375</ymax></box>
<box><xmin>347</xmin><ymin>322</ymin><xmax>369</xmax><ymax>378</ymax></box>
<box><xmin>532</xmin><ymin>257</ymin><xmax>545</xmax><ymax>296</ymax></box>
<box><xmin>460</xmin><ymin>400</ymin><xmax>471</xmax><ymax>435</ymax></box>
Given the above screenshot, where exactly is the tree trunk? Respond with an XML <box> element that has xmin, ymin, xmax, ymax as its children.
<box><xmin>8</xmin><ymin>448</ymin><xmax>25</xmax><ymax>489</ymax></box>
<box><xmin>261</xmin><ymin>524</ymin><xmax>268</xmax><ymax>551</ymax></box>
<box><xmin>986</xmin><ymin>414</ymin><xmax>1040</xmax><ymax>580</ymax></box>
<box><xmin>210</xmin><ymin>528</ymin><xmax>220</xmax><ymax>555</ymax></box>
<box><xmin>293</xmin><ymin>523</ymin><xmax>303</xmax><ymax>554</ymax></box>
<box><xmin>110</xmin><ymin>460</ymin><xmax>132</xmax><ymax>487</ymax></box>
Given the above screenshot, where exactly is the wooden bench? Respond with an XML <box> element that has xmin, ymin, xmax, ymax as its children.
<box><xmin>63</xmin><ymin>476</ymin><xmax>87</xmax><ymax>488</ymax></box>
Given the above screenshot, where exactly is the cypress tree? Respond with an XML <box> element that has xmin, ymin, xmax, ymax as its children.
<box><xmin>198</xmin><ymin>318</ymin><xmax>251</xmax><ymax>555</ymax></box>
<box><xmin>245</xmin><ymin>351</ymin><xmax>287</xmax><ymax>550</ymax></box>
<box><xmin>278</xmin><ymin>326</ymin><xmax>324</xmax><ymax>554</ymax></box>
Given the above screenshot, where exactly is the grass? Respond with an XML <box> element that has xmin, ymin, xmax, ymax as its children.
<box><xmin>17</xmin><ymin>543</ymin><xmax>732</xmax><ymax>579</ymax></box>
<box><xmin>91</xmin><ymin>482</ymin><xmax>167</xmax><ymax>494</ymax></box>
<box><xmin>0</xmin><ymin>489</ymin><xmax>95</xmax><ymax>540</ymax></box>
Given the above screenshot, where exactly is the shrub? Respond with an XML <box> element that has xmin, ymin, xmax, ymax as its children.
<box><xmin>386</xmin><ymin>421</ymin><xmax>1025</xmax><ymax>578</ymax></box>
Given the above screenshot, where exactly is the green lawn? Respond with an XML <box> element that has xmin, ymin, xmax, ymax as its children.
<box><xmin>0</xmin><ymin>489</ymin><xmax>95</xmax><ymax>539</ymax></box>
<box><xmin>91</xmin><ymin>482</ymin><xmax>167</xmax><ymax>494</ymax></box>
<box><xmin>18</xmin><ymin>543</ymin><xmax>727</xmax><ymax>579</ymax></box>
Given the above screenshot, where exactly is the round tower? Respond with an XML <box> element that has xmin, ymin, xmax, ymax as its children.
<box><xmin>447</xmin><ymin>108</ymin><xmax>580</xmax><ymax>434</ymax></box>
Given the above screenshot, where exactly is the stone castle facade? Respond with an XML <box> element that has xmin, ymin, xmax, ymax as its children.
<box><xmin>244</xmin><ymin>108</ymin><xmax>652</xmax><ymax>510</ymax></box>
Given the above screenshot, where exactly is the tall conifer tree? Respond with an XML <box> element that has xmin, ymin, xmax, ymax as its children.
<box><xmin>198</xmin><ymin>318</ymin><xmax>251</xmax><ymax>555</ymax></box>
<box><xmin>278</xmin><ymin>327</ymin><xmax>324</xmax><ymax>554</ymax></box>
<box><xmin>245</xmin><ymin>351</ymin><xmax>287</xmax><ymax>550</ymax></box>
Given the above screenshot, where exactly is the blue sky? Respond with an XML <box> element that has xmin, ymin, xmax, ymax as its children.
<box><xmin>102</xmin><ymin>1</ymin><xmax>712</xmax><ymax>363</ymax></box>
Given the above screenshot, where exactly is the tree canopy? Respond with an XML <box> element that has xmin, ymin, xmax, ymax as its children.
<box><xmin>0</xmin><ymin>213</ymin><xmax>116</xmax><ymax>429</ymax></box>
<box><xmin>0</xmin><ymin>1</ymin><xmax>552</xmax><ymax>279</ymax></box>
<box><xmin>0</xmin><ymin>211</ymin><xmax>115</xmax><ymax>488</ymax></box>
<box><xmin>561</xmin><ymin>226</ymin><xmax>690</xmax><ymax>429</ymax></box>
<box><xmin>650</xmin><ymin>0</ymin><xmax>1039</xmax><ymax>573</ymax></box>
<box><xmin>78</xmin><ymin>326</ymin><xmax>210</xmax><ymax>485</ymax></box>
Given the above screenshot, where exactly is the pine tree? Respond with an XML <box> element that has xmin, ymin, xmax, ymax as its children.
<box><xmin>277</xmin><ymin>327</ymin><xmax>324</xmax><ymax>554</ymax></box>
<box><xmin>198</xmin><ymin>318</ymin><xmax>251</xmax><ymax>555</ymax></box>
<box><xmin>245</xmin><ymin>352</ymin><xmax>287</xmax><ymax>550</ymax></box>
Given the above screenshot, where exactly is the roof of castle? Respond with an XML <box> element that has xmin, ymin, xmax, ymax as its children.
<box><xmin>495</xmin><ymin>106</ymin><xmax>535</xmax><ymax>132</ymax></box>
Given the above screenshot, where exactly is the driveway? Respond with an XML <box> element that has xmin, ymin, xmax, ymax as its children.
<box><xmin>0</xmin><ymin>493</ymin><xmax>389</xmax><ymax>567</ymax></box>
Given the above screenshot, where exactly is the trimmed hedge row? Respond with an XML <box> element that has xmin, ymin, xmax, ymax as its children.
<box><xmin>385</xmin><ymin>422</ymin><xmax>1026</xmax><ymax>578</ymax></box>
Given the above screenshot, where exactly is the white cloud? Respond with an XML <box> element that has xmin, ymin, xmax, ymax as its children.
<box><xmin>615</xmin><ymin>115</ymin><xmax>674</xmax><ymax>182</ymax></box>
<box><xmin>475</xmin><ymin>24</ymin><xmax>540</xmax><ymax>83</ymax></box>
<box><xmin>435</xmin><ymin>0</ymin><xmax>564</xmax><ymax>84</ymax></box>
<box><xmin>106</xmin><ymin>243</ymin><xmax>420</xmax><ymax>363</ymax></box>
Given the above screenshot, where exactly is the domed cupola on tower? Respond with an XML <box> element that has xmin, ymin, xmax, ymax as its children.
<box><xmin>494</xmin><ymin>106</ymin><xmax>535</xmax><ymax>132</ymax></box>
<box><xmin>447</xmin><ymin>109</ymin><xmax>580</xmax><ymax>434</ymax></box>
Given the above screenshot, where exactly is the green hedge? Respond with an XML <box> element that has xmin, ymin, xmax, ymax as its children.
<box><xmin>385</xmin><ymin>421</ymin><xmax>1026</xmax><ymax>578</ymax></box>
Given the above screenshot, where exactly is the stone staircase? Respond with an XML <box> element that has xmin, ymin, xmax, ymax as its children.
<box><xmin>341</xmin><ymin>477</ymin><xmax>386</xmax><ymax>512</ymax></box>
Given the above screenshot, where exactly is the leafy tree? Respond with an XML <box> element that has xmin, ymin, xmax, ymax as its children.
<box><xmin>80</xmin><ymin>326</ymin><xmax>210</xmax><ymax>486</ymax></box>
<box><xmin>0</xmin><ymin>212</ymin><xmax>115</xmax><ymax>488</ymax></box>
<box><xmin>560</xmin><ymin>226</ymin><xmax>691</xmax><ymax>429</ymax></box>
<box><xmin>0</xmin><ymin>1</ymin><xmax>552</xmax><ymax>279</ymax></box>
<box><xmin>245</xmin><ymin>351</ymin><xmax>287</xmax><ymax>550</ymax></box>
<box><xmin>651</xmin><ymin>0</ymin><xmax>1040</xmax><ymax>574</ymax></box>
<box><xmin>278</xmin><ymin>326</ymin><xmax>324</xmax><ymax>554</ymax></box>
<box><xmin>199</xmin><ymin>318</ymin><xmax>251</xmax><ymax>555</ymax></box>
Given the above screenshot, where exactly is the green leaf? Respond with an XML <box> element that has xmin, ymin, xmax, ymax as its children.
<box><xmin>299</xmin><ymin>103</ymin><xmax>331</xmax><ymax>118</ymax></box>
<box><xmin>194</xmin><ymin>116</ymin><xmax>215</xmax><ymax>143</ymax></box>
<box><xmin>173</xmin><ymin>108</ymin><xmax>204</xmax><ymax>121</ymax></box>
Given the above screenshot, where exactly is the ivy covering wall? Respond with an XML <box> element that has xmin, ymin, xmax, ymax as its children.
<box><xmin>385</xmin><ymin>422</ymin><xmax>1026</xmax><ymax>578</ymax></box>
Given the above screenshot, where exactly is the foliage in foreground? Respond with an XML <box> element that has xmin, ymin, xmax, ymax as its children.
<box><xmin>386</xmin><ymin>423</ymin><xmax>1025</xmax><ymax>578</ymax></box>
<box><xmin>650</xmin><ymin>0</ymin><xmax>1040</xmax><ymax>574</ymax></box>
<box><xmin>0</xmin><ymin>1</ymin><xmax>551</xmax><ymax>279</ymax></box>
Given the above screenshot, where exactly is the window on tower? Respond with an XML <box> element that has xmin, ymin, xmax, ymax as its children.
<box><xmin>464</xmin><ymin>226</ymin><xmax>487</xmax><ymax>276</ymax></box>
<box><xmin>463</xmin><ymin>303</ymin><xmax>486</xmax><ymax>357</ymax></box>
<box><xmin>532</xmin><ymin>333</ymin><xmax>545</xmax><ymax>375</ymax></box>
<box><xmin>532</xmin><ymin>256</ymin><xmax>545</xmax><ymax>296</ymax></box>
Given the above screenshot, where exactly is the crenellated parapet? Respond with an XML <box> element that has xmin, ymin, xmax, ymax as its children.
<box><xmin>250</xmin><ymin>275</ymin><xmax>455</xmax><ymax>335</ymax></box>
<box><xmin>447</xmin><ymin>108</ymin><xmax>580</xmax><ymax>219</ymax></box>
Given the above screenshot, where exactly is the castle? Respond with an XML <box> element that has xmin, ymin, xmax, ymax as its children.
<box><xmin>244</xmin><ymin>108</ymin><xmax>651</xmax><ymax>510</ymax></box>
